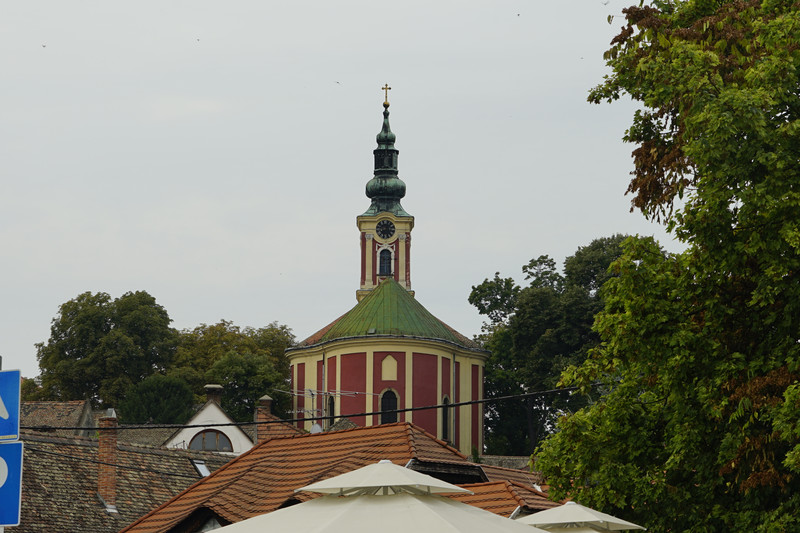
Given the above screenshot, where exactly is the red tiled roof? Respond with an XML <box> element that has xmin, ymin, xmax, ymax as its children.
<box><xmin>255</xmin><ymin>412</ymin><xmax>305</xmax><ymax>441</ymax></box>
<box><xmin>21</xmin><ymin>400</ymin><xmax>94</xmax><ymax>437</ymax></box>
<box><xmin>449</xmin><ymin>480</ymin><xmax>559</xmax><ymax>517</ymax></box>
<box><xmin>480</xmin><ymin>463</ymin><xmax>545</xmax><ymax>486</ymax></box>
<box><xmin>121</xmin><ymin>422</ymin><xmax>469</xmax><ymax>533</ymax></box>
<box><xmin>18</xmin><ymin>432</ymin><xmax>231</xmax><ymax>533</ymax></box>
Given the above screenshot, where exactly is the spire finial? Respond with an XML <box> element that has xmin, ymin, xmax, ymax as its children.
<box><xmin>382</xmin><ymin>84</ymin><xmax>391</xmax><ymax>108</ymax></box>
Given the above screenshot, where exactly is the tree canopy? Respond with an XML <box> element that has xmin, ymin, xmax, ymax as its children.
<box><xmin>169</xmin><ymin>320</ymin><xmax>294</xmax><ymax>421</ymax></box>
<box><xmin>536</xmin><ymin>1</ymin><xmax>800</xmax><ymax>530</ymax></box>
<box><xmin>118</xmin><ymin>374</ymin><xmax>195</xmax><ymax>424</ymax></box>
<box><xmin>35</xmin><ymin>291</ymin><xmax>178</xmax><ymax>408</ymax></box>
<box><xmin>469</xmin><ymin>235</ymin><xmax>627</xmax><ymax>455</ymax></box>
<box><xmin>32</xmin><ymin>293</ymin><xmax>294</xmax><ymax>425</ymax></box>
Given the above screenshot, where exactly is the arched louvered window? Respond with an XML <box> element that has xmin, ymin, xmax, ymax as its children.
<box><xmin>379</xmin><ymin>249</ymin><xmax>392</xmax><ymax>276</ymax></box>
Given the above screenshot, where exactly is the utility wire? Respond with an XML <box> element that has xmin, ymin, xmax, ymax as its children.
<box><xmin>23</xmin><ymin>444</ymin><xmax>201</xmax><ymax>479</ymax></box>
<box><xmin>19</xmin><ymin>386</ymin><xmax>579</xmax><ymax>482</ymax></box>
<box><xmin>21</xmin><ymin>385</ymin><xmax>578</xmax><ymax>432</ymax></box>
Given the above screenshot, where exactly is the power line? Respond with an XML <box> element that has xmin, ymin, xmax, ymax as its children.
<box><xmin>21</xmin><ymin>385</ymin><xmax>578</xmax><ymax>433</ymax></box>
<box><xmin>18</xmin><ymin>386</ymin><xmax>580</xmax><ymax>482</ymax></box>
<box><xmin>23</xmin><ymin>444</ymin><xmax>201</xmax><ymax>479</ymax></box>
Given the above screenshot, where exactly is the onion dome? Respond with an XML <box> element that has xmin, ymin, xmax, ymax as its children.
<box><xmin>362</xmin><ymin>88</ymin><xmax>410</xmax><ymax>217</ymax></box>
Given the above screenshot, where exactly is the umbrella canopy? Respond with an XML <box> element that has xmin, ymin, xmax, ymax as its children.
<box><xmin>516</xmin><ymin>501</ymin><xmax>645</xmax><ymax>531</ymax></box>
<box><xmin>297</xmin><ymin>459</ymin><xmax>471</xmax><ymax>496</ymax></box>
<box><xmin>218</xmin><ymin>491</ymin><xmax>550</xmax><ymax>533</ymax></box>
<box><xmin>217</xmin><ymin>460</ymin><xmax>549</xmax><ymax>533</ymax></box>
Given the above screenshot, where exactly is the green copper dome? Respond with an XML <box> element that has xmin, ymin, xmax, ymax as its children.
<box><xmin>362</xmin><ymin>102</ymin><xmax>410</xmax><ymax>217</ymax></box>
<box><xmin>292</xmin><ymin>277</ymin><xmax>483</xmax><ymax>351</ymax></box>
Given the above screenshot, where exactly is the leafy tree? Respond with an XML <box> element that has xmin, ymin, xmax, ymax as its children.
<box><xmin>536</xmin><ymin>2</ymin><xmax>800</xmax><ymax>531</ymax></box>
<box><xmin>205</xmin><ymin>350</ymin><xmax>289</xmax><ymax>422</ymax></box>
<box><xmin>36</xmin><ymin>291</ymin><xmax>178</xmax><ymax>408</ymax></box>
<box><xmin>170</xmin><ymin>320</ymin><xmax>294</xmax><ymax>420</ymax></box>
<box><xmin>20</xmin><ymin>378</ymin><xmax>48</xmax><ymax>402</ymax></box>
<box><xmin>470</xmin><ymin>235</ymin><xmax>627</xmax><ymax>455</ymax></box>
<box><xmin>118</xmin><ymin>374</ymin><xmax>194</xmax><ymax>424</ymax></box>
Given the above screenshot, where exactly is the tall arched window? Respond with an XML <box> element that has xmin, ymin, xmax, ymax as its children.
<box><xmin>380</xmin><ymin>390</ymin><xmax>398</xmax><ymax>424</ymax></box>
<box><xmin>441</xmin><ymin>396</ymin><xmax>450</xmax><ymax>442</ymax></box>
<box><xmin>189</xmin><ymin>430</ymin><xmax>233</xmax><ymax>452</ymax></box>
<box><xmin>379</xmin><ymin>249</ymin><xmax>392</xmax><ymax>276</ymax></box>
<box><xmin>327</xmin><ymin>396</ymin><xmax>336</xmax><ymax>429</ymax></box>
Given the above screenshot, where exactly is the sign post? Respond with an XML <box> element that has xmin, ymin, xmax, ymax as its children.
<box><xmin>0</xmin><ymin>441</ymin><xmax>23</xmax><ymax>526</ymax></box>
<box><xmin>0</xmin><ymin>369</ymin><xmax>23</xmax><ymax>528</ymax></box>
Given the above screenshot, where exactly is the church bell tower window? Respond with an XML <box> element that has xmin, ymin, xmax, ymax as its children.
<box><xmin>379</xmin><ymin>249</ymin><xmax>392</xmax><ymax>276</ymax></box>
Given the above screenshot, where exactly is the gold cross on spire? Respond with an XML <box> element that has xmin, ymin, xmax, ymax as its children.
<box><xmin>382</xmin><ymin>84</ymin><xmax>391</xmax><ymax>106</ymax></box>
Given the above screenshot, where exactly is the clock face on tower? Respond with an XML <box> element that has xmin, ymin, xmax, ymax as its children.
<box><xmin>376</xmin><ymin>220</ymin><xmax>396</xmax><ymax>239</ymax></box>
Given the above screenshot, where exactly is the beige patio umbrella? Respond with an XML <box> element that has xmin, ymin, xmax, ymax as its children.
<box><xmin>217</xmin><ymin>460</ymin><xmax>549</xmax><ymax>533</ymax></box>
<box><xmin>515</xmin><ymin>501</ymin><xmax>645</xmax><ymax>532</ymax></box>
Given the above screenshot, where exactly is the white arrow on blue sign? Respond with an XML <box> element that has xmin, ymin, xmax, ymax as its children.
<box><xmin>0</xmin><ymin>441</ymin><xmax>23</xmax><ymax>526</ymax></box>
<box><xmin>0</xmin><ymin>370</ymin><xmax>21</xmax><ymax>442</ymax></box>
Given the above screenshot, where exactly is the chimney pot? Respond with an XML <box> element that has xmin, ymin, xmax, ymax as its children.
<box><xmin>254</xmin><ymin>395</ymin><xmax>274</xmax><ymax>444</ymax></box>
<box><xmin>204</xmin><ymin>384</ymin><xmax>224</xmax><ymax>405</ymax></box>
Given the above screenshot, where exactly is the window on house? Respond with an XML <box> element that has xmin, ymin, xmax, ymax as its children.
<box><xmin>191</xmin><ymin>459</ymin><xmax>211</xmax><ymax>477</ymax></box>
<box><xmin>380</xmin><ymin>390</ymin><xmax>398</xmax><ymax>424</ymax></box>
<box><xmin>327</xmin><ymin>396</ymin><xmax>336</xmax><ymax>429</ymax></box>
<box><xmin>189</xmin><ymin>430</ymin><xmax>233</xmax><ymax>452</ymax></box>
<box><xmin>379</xmin><ymin>249</ymin><xmax>392</xmax><ymax>276</ymax></box>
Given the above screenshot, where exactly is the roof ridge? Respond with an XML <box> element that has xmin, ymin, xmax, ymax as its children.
<box><xmin>408</xmin><ymin>424</ymin><xmax>468</xmax><ymax>461</ymax></box>
<box><xmin>503</xmin><ymin>479</ymin><xmax>528</xmax><ymax>507</ymax></box>
<box><xmin>505</xmin><ymin>478</ymin><xmax>549</xmax><ymax>498</ymax></box>
<box><xmin>21</xmin><ymin>431</ymin><xmax>97</xmax><ymax>446</ymax></box>
<box><xmin>403</xmin><ymin>422</ymin><xmax>419</xmax><ymax>459</ymax></box>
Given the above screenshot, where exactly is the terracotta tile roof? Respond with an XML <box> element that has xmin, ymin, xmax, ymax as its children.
<box><xmin>117</xmin><ymin>426</ymin><xmax>180</xmax><ymax>448</ymax></box>
<box><xmin>291</xmin><ymin>278</ymin><xmax>485</xmax><ymax>352</ymax></box>
<box><xmin>18</xmin><ymin>431</ymin><xmax>232</xmax><ymax>533</ymax></box>
<box><xmin>254</xmin><ymin>411</ymin><xmax>305</xmax><ymax>441</ymax></box>
<box><xmin>121</xmin><ymin>422</ymin><xmax>472</xmax><ymax>533</ymax></box>
<box><xmin>449</xmin><ymin>480</ymin><xmax>559</xmax><ymax>517</ymax></box>
<box><xmin>480</xmin><ymin>463</ymin><xmax>545</xmax><ymax>486</ymax></box>
<box><xmin>20</xmin><ymin>400</ymin><xmax>94</xmax><ymax>437</ymax></box>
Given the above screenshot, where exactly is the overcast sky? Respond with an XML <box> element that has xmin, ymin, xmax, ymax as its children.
<box><xmin>1</xmin><ymin>1</ymin><xmax>681</xmax><ymax>378</ymax></box>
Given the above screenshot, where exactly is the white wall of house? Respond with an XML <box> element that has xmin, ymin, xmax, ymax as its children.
<box><xmin>164</xmin><ymin>401</ymin><xmax>253</xmax><ymax>455</ymax></box>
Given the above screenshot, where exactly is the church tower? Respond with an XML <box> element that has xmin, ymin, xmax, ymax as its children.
<box><xmin>356</xmin><ymin>85</ymin><xmax>414</xmax><ymax>301</ymax></box>
<box><xmin>287</xmin><ymin>89</ymin><xmax>488</xmax><ymax>456</ymax></box>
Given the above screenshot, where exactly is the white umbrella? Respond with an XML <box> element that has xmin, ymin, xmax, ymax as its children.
<box><xmin>298</xmin><ymin>459</ymin><xmax>471</xmax><ymax>495</ymax></box>
<box><xmin>217</xmin><ymin>460</ymin><xmax>550</xmax><ymax>533</ymax></box>
<box><xmin>515</xmin><ymin>501</ymin><xmax>645</xmax><ymax>531</ymax></box>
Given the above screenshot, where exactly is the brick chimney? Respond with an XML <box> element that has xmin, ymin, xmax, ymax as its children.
<box><xmin>254</xmin><ymin>395</ymin><xmax>273</xmax><ymax>444</ymax></box>
<box><xmin>98</xmin><ymin>414</ymin><xmax>119</xmax><ymax>512</ymax></box>
<box><xmin>205</xmin><ymin>384</ymin><xmax>224</xmax><ymax>405</ymax></box>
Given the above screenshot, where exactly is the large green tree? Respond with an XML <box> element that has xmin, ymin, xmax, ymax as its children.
<box><xmin>118</xmin><ymin>374</ymin><xmax>195</xmax><ymax>424</ymax></box>
<box><xmin>170</xmin><ymin>320</ymin><xmax>294</xmax><ymax>420</ymax></box>
<box><xmin>36</xmin><ymin>291</ymin><xmax>178</xmax><ymax>408</ymax></box>
<box><xmin>536</xmin><ymin>1</ymin><xmax>800</xmax><ymax>530</ymax></box>
<box><xmin>470</xmin><ymin>235</ymin><xmax>627</xmax><ymax>455</ymax></box>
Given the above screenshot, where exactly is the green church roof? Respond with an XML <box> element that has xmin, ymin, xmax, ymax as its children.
<box><xmin>292</xmin><ymin>278</ymin><xmax>483</xmax><ymax>352</ymax></box>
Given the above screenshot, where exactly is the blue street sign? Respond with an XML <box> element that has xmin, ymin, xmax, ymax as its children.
<box><xmin>0</xmin><ymin>370</ymin><xmax>21</xmax><ymax>441</ymax></box>
<box><xmin>0</xmin><ymin>441</ymin><xmax>23</xmax><ymax>526</ymax></box>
